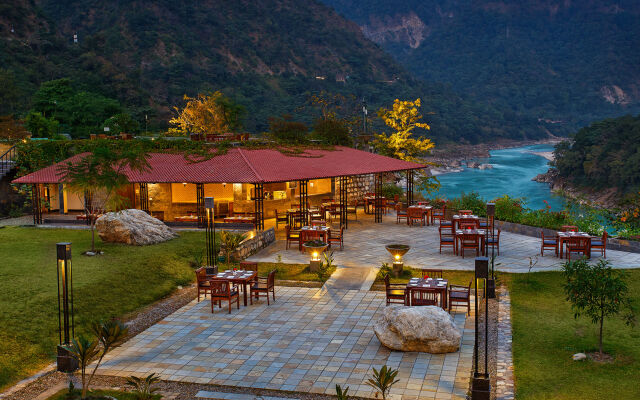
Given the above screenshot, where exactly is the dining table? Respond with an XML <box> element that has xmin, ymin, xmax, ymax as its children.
<box><xmin>452</xmin><ymin>214</ymin><xmax>480</xmax><ymax>230</ymax></box>
<box><xmin>211</xmin><ymin>269</ymin><xmax>257</xmax><ymax>306</ymax></box>
<box><xmin>455</xmin><ymin>228</ymin><xmax>487</xmax><ymax>255</ymax></box>
<box><xmin>223</xmin><ymin>216</ymin><xmax>256</xmax><ymax>224</ymax></box>
<box><xmin>299</xmin><ymin>225</ymin><xmax>331</xmax><ymax>250</ymax></box>
<box><xmin>557</xmin><ymin>231</ymin><xmax>593</xmax><ymax>258</ymax></box>
<box><xmin>406</xmin><ymin>277</ymin><xmax>448</xmax><ymax>308</ymax></box>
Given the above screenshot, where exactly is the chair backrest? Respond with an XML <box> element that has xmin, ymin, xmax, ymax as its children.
<box><xmin>461</xmin><ymin>233</ymin><xmax>479</xmax><ymax>244</ymax></box>
<box><xmin>268</xmin><ymin>269</ymin><xmax>276</xmax><ymax>288</ymax></box>
<box><xmin>195</xmin><ymin>267</ymin><xmax>207</xmax><ymax>283</ymax></box>
<box><xmin>460</xmin><ymin>221</ymin><xmax>477</xmax><ymax>230</ymax></box>
<box><xmin>285</xmin><ymin>224</ymin><xmax>291</xmax><ymax>236</ymax></box>
<box><xmin>562</xmin><ymin>225</ymin><xmax>578</xmax><ymax>232</ymax></box>
<box><xmin>384</xmin><ymin>274</ymin><xmax>391</xmax><ymax>289</ymax></box>
<box><xmin>240</xmin><ymin>261</ymin><xmax>258</xmax><ymax>272</ymax></box>
<box><xmin>311</xmin><ymin>220</ymin><xmax>326</xmax><ymax>227</ymax></box>
<box><xmin>394</xmin><ymin>194</ymin><xmax>399</xmax><ymax>202</ymax></box>
<box><xmin>210</xmin><ymin>279</ymin><xmax>230</xmax><ymax>297</ymax></box>
<box><xmin>408</xmin><ymin>207</ymin><xmax>422</xmax><ymax>218</ymax></box>
<box><xmin>439</xmin><ymin>226</ymin><xmax>451</xmax><ymax>238</ymax></box>
<box><xmin>459</xmin><ymin>209</ymin><xmax>472</xmax><ymax>215</ymax></box>
<box><xmin>421</xmin><ymin>268</ymin><xmax>443</xmax><ymax>278</ymax></box>
<box><xmin>602</xmin><ymin>231</ymin><xmax>608</xmax><ymax>242</ymax></box>
<box><xmin>568</xmin><ymin>236</ymin><xmax>589</xmax><ymax>249</ymax></box>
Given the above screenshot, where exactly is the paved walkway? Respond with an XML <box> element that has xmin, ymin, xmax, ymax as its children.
<box><xmin>100</xmin><ymin>287</ymin><xmax>474</xmax><ymax>400</ymax></box>
<box><xmin>248</xmin><ymin>213</ymin><xmax>640</xmax><ymax>290</ymax></box>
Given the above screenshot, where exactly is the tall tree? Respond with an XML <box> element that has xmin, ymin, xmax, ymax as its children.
<box><xmin>169</xmin><ymin>92</ymin><xmax>245</xmax><ymax>135</ymax></box>
<box><xmin>60</xmin><ymin>142</ymin><xmax>150</xmax><ymax>252</ymax></box>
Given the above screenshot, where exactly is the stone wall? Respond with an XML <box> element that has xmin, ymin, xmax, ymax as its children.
<box><xmin>233</xmin><ymin>228</ymin><xmax>276</xmax><ymax>260</ymax></box>
<box><xmin>494</xmin><ymin>220</ymin><xmax>640</xmax><ymax>254</ymax></box>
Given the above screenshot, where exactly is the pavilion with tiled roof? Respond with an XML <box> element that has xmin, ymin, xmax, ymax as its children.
<box><xmin>14</xmin><ymin>146</ymin><xmax>425</xmax><ymax>228</ymax></box>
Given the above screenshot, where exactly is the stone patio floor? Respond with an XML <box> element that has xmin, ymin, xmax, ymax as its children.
<box><xmin>100</xmin><ymin>287</ymin><xmax>474</xmax><ymax>400</ymax></box>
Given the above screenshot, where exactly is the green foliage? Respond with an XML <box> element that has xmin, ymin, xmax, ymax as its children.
<box><xmin>25</xmin><ymin>112</ymin><xmax>59</xmax><ymax>138</ymax></box>
<box><xmin>563</xmin><ymin>259</ymin><xmax>636</xmax><ymax>354</ymax></box>
<box><xmin>380</xmin><ymin>183</ymin><xmax>403</xmax><ymax>200</ymax></box>
<box><xmin>493</xmin><ymin>195</ymin><xmax>525</xmax><ymax>222</ymax></box>
<box><xmin>315</xmin><ymin>251</ymin><xmax>335</xmax><ymax>282</ymax></box>
<box><xmin>103</xmin><ymin>113</ymin><xmax>140</xmax><ymax>134</ymax></box>
<box><xmin>125</xmin><ymin>373</ymin><xmax>160</xmax><ymax>400</ymax></box>
<box><xmin>554</xmin><ymin>114</ymin><xmax>640</xmax><ymax>195</ymax></box>
<box><xmin>219</xmin><ymin>231</ymin><xmax>247</xmax><ymax>263</ymax></box>
<box><xmin>366</xmin><ymin>365</ymin><xmax>399</xmax><ymax>400</ymax></box>
<box><xmin>268</xmin><ymin>115</ymin><xmax>308</xmax><ymax>143</ymax></box>
<box><xmin>65</xmin><ymin>336</ymin><xmax>99</xmax><ymax>399</ymax></box>
<box><xmin>446</xmin><ymin>192</ymin><xmax>487</xmax><ymax>216</ymax></box>
<box><xmin>335</xmin><ymin>384</ymin><xmax>350</xmax><ymax>400</ymax></box>
<box><xmin>311</xmin><ymin>118</ymin><xmax>352</xmax><ymax>145</ymax></box>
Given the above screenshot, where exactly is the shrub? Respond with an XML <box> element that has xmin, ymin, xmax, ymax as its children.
<box><xmin>381</xmin><ymin>183</ymin><xmax>403</xmax><ymax>200</ymax></box>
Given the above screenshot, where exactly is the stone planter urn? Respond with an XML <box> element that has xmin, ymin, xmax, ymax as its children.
<box><xmin>302</xmin><ymin>240</ymin><xmax>329</xmax><ymax>272</ymax></box>
<box><xmin>385</xmin><ymin>244</ymin><xmax>410</xmax><ymax>277</ymax></box>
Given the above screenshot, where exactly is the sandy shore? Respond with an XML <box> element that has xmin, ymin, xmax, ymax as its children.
<box><xmin>530</xmin><ymin>151</ymin><xmax>554</xmax><ymax>161</ymax></box>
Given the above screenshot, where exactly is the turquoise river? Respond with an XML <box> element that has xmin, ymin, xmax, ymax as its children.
<box><xmin>431</xmin><ymin>144</ymin><xmax>565</xmax><ymax>210</ymax></box>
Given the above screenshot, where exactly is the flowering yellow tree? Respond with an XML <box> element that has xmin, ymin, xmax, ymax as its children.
<box><xmin>374</xmin><ymin>98</ymin><xmax>434</xmax><ymax>162</ymax></box>
<box><xmin>169</xmin><ymin>92</ymin><xmax>244</xmax><ymax>135</ymax></box>
<box><xmin>374</xmin><ymin>98</ymin><xmax>439</xmax><ymax>193</ymax></box>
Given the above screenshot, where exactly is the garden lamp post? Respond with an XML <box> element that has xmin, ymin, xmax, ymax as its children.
<box><xmin>486</xmin><ymin>202</ymin><xmax>496</xmax><ymax>298</ymax></box>
<box><xmin>56</xmin><ymin>242</ymin><xmax>78</xmax><ymax>372</ymax></box>
<box><xmin>205</xmin><ymin>197</ymin><xmax>216</xmax><ymax>272</ymax></box>
<box><xmin>472</xmin><ymin>257</ymin><xmax>490</xmax><ymax>400</ymax></box>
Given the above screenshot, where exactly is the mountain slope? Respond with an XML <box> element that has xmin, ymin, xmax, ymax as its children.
<box><xmin>322</xmin><ymin>0</ymin><xmax>640</xmax><ymax>133</ymax></box>
<box><xmin>1</xmin><ymin>0</ymin><xmax>549</xmax><ymax>142</ymax></box>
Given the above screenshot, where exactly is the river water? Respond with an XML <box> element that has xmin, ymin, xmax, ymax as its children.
<box><xmin>430</xmin><ymin>144</ymin><xmax>565</xmax><ymax>210</ymax></box>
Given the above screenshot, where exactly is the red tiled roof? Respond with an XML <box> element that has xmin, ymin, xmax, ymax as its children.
<box><xmin>13</xmin><ymin>146</ymin><xmax>425</xmax><ymax>184</ymax></box>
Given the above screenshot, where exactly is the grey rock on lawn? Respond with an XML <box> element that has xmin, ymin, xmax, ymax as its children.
<box><xmin>374</xmin><ymin>306</ymin><xmax>462</xmax><ymax>353</ymax></box>
<box><xmin>96</xmin><ymin>209</ymin><xmax>177</xmax><ymax>245</ymax></box>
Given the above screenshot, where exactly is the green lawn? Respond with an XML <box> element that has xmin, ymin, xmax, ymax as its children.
<box><xmin>506</xmin><ymin>270</ymin><xmax>640</xmax><ymax>399</ymax></box>
<box><xmin>257</xmin><ymin>262</ymin><xmax>335</xmax><ymax>282</ymax></box>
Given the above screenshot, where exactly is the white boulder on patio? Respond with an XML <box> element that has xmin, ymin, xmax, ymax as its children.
<box><xmin>96</xmin><ymin>209</ymin><xmax>177</xmax><ymax>245</ymax></box>
<box><xmin>374</xmin><ymin>305</ymin><xmax>462</xmax><ymax>353</ymax></box>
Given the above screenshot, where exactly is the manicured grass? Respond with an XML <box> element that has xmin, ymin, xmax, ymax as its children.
<box><xmin>0</xmin><ymin>226</ymin><xmax>203</xmax><ymax>390</ymax></box>
<box><xmin>257</xmin><ymin>262</ymin><xmax>335</xmax><ymax>282</ymax></box>
<box><xmin>505</xmin><ymin>270</ymin><xmax>640</xmax><ymax>399</ymax></box>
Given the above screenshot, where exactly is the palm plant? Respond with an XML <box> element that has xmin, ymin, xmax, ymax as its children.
<box><xmin>66</xmin><ymin>320</ymin><xmax>129</xmax><ymax>399</ymax></box>
<box><xmin>219</xmin><ymin>231</ymin><xmax>247</xmax><ymax>263</ymax></box>
<box><xmin>335</xmin><ymin>384</ymin><xmax>350</xmax><ymax>399</ymax></box>
<box><xmin>366</xmin><ymin>365</ymin><xmax>399</xmax><ymax>400</ymax></box>
<box><xmin>126</xmin><ymin>373</ymin><xmax>161</xmax><ymax>400</ymax></box>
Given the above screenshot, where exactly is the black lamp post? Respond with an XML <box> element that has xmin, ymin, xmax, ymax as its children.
<box><xmin>56</xmin><ymin>242</ymin><xmax>78</xmax><ymax>372</ymax></box>
<box><xmin>472</xmin><ymin>256</ymin><xmax>491</xmax><ymax>400</ymax></box>
<box><xmin>486</xmin><ymin>202</ymin><xmax>496</xmax><ymax>299</ymax></box>
<box><xmin>205</xmin><ymin>197</ymin><xmax>217</xmax><ymax>273</ymax></box>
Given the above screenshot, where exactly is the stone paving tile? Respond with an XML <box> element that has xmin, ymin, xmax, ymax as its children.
<box><xmin>100</xmin><ymin>287</ymin><xmax>474</xmax><ymax>400</ymax></box>
<box><xmin>247</xmin><ymin>213</ymin><xmax>640</xmax><ymax>282</ymax></box>
<box><xmin>496</xmin><ymin>287</ymin><xmax>515</xmax><ymax>400</ymax></box>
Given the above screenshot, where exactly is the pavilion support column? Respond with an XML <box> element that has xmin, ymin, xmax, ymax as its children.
<box><xmin>58</xmin><ymin>183</ymin><xmax>65</xmax><ymax>215</ymax></box>
<box><xmin>196</xmin><ymin>183</ymin><xmax>205</xmax><ymax>228</ymax></box>
<box><xmin>406</xmin><ymin>169</ymin><xmax>414</xmax><ymax>206</ymax></box>
<box><xmin>339</xmin><ymin>176</ymin><xmax>348</xmax><ymax>228</ymax></box>
<box><xmin>253</xmin><ymin>183</ymin><xmax>264</xmax><ymax>231</ymax></box>
<box><xmin>139</xmin><ymin>183</ymin><xmax>149</xmax><ymax>214</ymax></box>
<box><xmin>32</xmin><ymin>184</ymin><xmax>42</xmax><ymax>225</ymax></box>
<box><xmin>299</xmin><ymin>179</ymin><xmax>308</xmax><ymax>226</ymax></box>
<box><xmin>374</xmin><ymin>173</ymin><xmax>383</xmax><ymax>223</ymax></box>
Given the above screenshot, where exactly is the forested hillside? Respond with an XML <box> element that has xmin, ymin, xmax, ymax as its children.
<box><xmin>553</xmin><ymin>114</ymin><xmax>640</xmax><ymax>196</ymax></box>
<box><xmin>322</xmin><ymin>0</ymin><xmax>640</xmax><ymax>135</ymax></box>
<box><xmin>0</xmin><ymin>0</ymin><xmax>550</xmax><ymax>142</ymax></box>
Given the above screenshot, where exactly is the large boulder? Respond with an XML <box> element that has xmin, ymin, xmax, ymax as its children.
<box><xmin>96</xmin><ymin>209</ymin><xmax>177</xmax><ymax>245</ymax></box>
<box><xmin>374</xmin><ymin>306</ymin><xmax>462</xmax><ymax>353</ymax></box>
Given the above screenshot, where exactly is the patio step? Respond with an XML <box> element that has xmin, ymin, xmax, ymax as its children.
<box><xmin>195</xmin><ymin>390</ymin><xmax>299</xmax><ymax>400</ymax></box>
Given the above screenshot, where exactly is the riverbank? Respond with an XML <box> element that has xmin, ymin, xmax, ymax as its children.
<box><xmin>533</xmin><ymin>168</ymin><xmax>620</xmax><ymax>208</ymax></box>
<box><xmin>426</xmin><ymin>138</ymin><xmax>564</xmax><ymax>175</ymax></box>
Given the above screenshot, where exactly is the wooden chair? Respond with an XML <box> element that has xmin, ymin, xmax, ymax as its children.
<box><xmin>410</xmin><ymin>289</ymin><xmax>438</xmax><ymax>306</ymax></box>
<box><xmin>395</xmin><ymin>203</ymin><xmax>408</xmax><ymax>224</ymax></box>
<box><xmin>195</xmin><ymin>267</ymin><xmax>212</xmax><ymax>301</ymax></box>
<box><xmin>562</xmin><ymin>225</ymin><xmax>579</xmax><ymax>232</ymax></box>
<box><xmin>590</xmin><ymin>231</ymin><xmax>607</xmax><ymax>258</ymax></box>
<box><xmin>439</xmin><ymin>226</ymin><xmax>455</xmax><ymax>254</ymax></box>
<box><xmin>240</xmin><ymin>261</ymin><xmax>258</xmax><ymax>273</ymax></box>
<box><xmin>310</xmin><ymin>211</ymin><xmax>324</xmax><ymax>221</ymax></box>
<box><xmin>432</xmin><ymin>205</ymin><xmax>446</xmax><ymax>224</ymax></box>
<box><xmin>459</xmin><ymin>232</ymin><xmax>480</xmax><ymax>258</ymax></box>
<box><xmin>275</xmin><ymin>210</ymin><xmax>288</xmax><ymax>229</ymax></box>
<box><xmin>311</xmin><ymin>220</ymin><xmax>326</xmax><ymax>227</ymax></box>
<box><xmin>408</xmin><ymin>208</ymin><xmax>424</xmax><ymax>226</ymax></box>
<box><xmin>449</xmin><ymin>281</ymin><xmax>471</xmax><ymax>315</ymax></box>
<box><xmin>566</xmin><ymin>237</ymin><xmax>590</xmax><ymax>261</ymax></box>
<box><xmin>346</xmin><ymin>200</ymin><xmax>358</xmax><ymax>220</ymax></box>
<box><xmin>328</xmin><ymin>226</ymin><xmax>344</xmax><ymax>250</ymax></box>
<box><xmin>540</xmin><ymin>231</ymin><xmax>558</xmax><ymax>256</ymax></box>
<box><xmin>458</xmin><ymin>210</ymin><xmax>473</xmax><ymax>216</ymax></box>
<box><xmin>459</xmin><ymin>221</ymin><xmax>478</xmax><ymax>230</ymax></box>
<box><xmin>250</xmin><ymin>269</ymin><xmax>276</xmax><ymax>305</ymax></box>
<box><xmin>210</xmin><ymin>279</ymin><xmax>239</xmax><ymax>314</ymax></box>
<box><xmin>486</xmin><ymin>229</ymin><xmax>501</xmax><ymax>256</ymax></box>
<box><xmin>421</xmin><ymin>268</ymin><xmax>443</xmax><ymax>279</ymax></box>
<box><xmin>384</xmin><ymin>274</ymin><xmax>407</xmax><ymax>306</ymax></box>
<box><xmin>285</xmin><ymin>225</ymin><xmax>300</xmax><ymax>250</ymax></box>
